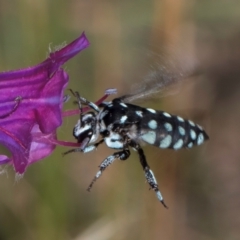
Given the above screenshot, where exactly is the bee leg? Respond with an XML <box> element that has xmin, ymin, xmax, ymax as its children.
<box><xmin>87</xmin><ymin>149</ymin><xmax>130</xmax><ymax>191</ymax></box>
<box><xmin>63</xmin><ymin>139</ymin><xmax>104</xmax><ymax>155</ymax></box>
<box><xmin>130</xmin><ymin>141</ymin><xmax>168</xmax><ymax>209</ymax></box>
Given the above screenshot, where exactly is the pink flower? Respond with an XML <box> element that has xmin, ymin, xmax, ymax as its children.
<box><xmin>0</xmin><ymin>33</ymin><xmax>90</xmax><ymax>175</ymax></box>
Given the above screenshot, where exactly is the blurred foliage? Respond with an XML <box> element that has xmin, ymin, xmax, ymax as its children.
<box><xmin>0</xmin><ymin>0</ymin><xmax>240</xmax><ymax>240</ymax></box>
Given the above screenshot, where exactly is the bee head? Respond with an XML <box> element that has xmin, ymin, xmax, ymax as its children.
<box><xmin>73</xmin><ymin>112</ymin><xmax>99</xmax><ymax>148</ymax></box>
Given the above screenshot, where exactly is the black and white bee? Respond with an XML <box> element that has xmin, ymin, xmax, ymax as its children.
<box><xmin>65</xmin><ymin>90</ymin><xmax>209</xmax><ymax>208</ymax></box>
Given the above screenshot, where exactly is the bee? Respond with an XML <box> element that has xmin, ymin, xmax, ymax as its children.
<box><xmin>64</xmin><ymin>90</ymin><xmax>209</xmax><ymax>208</ymax></box>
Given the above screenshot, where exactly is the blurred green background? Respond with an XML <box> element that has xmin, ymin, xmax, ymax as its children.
<box><xmin>0</xmin><ymin>0</ymin><xmax>240</xmax><ymax>240</ymax></box>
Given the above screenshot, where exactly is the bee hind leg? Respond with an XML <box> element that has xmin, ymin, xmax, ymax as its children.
<box><xmin>130</xmin><ymin>141</ymin><xmax>168</xmax><ymax>209</ymax></box>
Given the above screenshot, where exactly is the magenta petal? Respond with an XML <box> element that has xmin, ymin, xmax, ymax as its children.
<box><xmin>0</xmin><ymin>119</ymin><xmax>34</xmax><ymax>173</ymax></box>
<box><xmin>45</xmin><ymin>32</ymin><xmax>90</xmax><ymax>74</ymax></box>
<box><xmin>0</xmin><ymin>33</ymin><xmax>89</xmax><ymax>83</ymax></box>
<box><xmin>0</xmin><ymin>69</ymin><xmax>69</xmax><ymax>134</ymax></box>
<box><xmin>0</xmin><ymin>155</ymin><xmax>11</xmax><ymax>164</ymax></box>
<box><xmin>0</xmin><ymin>32</ymin><xmax>90</xmax><ymax>174</ymax></box>
<box><xmin>35</xmin><ymin>69</ymin><xmax>69</xmax><ymax>133</ymax></box>
<box><xmin>49</xmin><ymin>32</ymin><xmax>90</xmax><ymax>66</ymax></box>
<box><xmin>28</xmin><ymin>125</ymin><xmax>57</xmax><ymax>164</ymax></box>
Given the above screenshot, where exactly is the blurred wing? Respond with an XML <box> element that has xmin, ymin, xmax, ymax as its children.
<box><xmin>120</xmin><ymin>49</ymin><xmax>198</xmax><ymax>104</ymax></box>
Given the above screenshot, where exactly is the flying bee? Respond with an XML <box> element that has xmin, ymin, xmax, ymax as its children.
<box><xmin>64</xmin><ymin>91</ymin><xmax>209</xmax><ymax>208</ymax></box>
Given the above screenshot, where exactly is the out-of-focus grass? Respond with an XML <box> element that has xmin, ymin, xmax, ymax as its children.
<box><xmin>1</xmin><ymin>0</ymin><xmax>240</xmax><ymax>240</ymax></box>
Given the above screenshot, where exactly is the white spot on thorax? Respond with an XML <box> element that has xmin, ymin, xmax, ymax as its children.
<box><xmin>120</xmin><ymin>115</ymin><xmax>128</xmax><ymax>123</ymax></box>
<box><xmin>105</xmin><ymin>132</ymin><xmax>124</xmax><ymax>149</ymax></box>
<box><xmin>135</xmin><ymin>111</ymin><xmax>143</xmax><ymax>117</ymax></box>
<box><xmin>120</xmin><ymin>102</ymin><xmax>127</xmax><ymax>108</ymax></box>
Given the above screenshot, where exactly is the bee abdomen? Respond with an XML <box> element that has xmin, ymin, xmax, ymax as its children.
<box><xmin>159</xmin><ymin>115</ymin><xmax>209</xmax><ymax>150</ymax></box>
<box><xmin>140</xmin><ymin>112</ymin><xmax>209</xmax><ymax>150</ymax></box>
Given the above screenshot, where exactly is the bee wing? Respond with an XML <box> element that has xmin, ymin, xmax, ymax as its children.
<box><xmin>121</xmin><ymin>72</ymin><xmax>180</xmax><ymax>103</ymax></box>
<box><xmin>120</xmin><ymin>49</ymin><xmax>198</xmax><ymax>104</ymax></box>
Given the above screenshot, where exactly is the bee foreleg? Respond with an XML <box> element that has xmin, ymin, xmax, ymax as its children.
<box><xmin>63</xmin><ymin>139</ymin><xmax>104</xmax><ymax>155</ymax></box>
